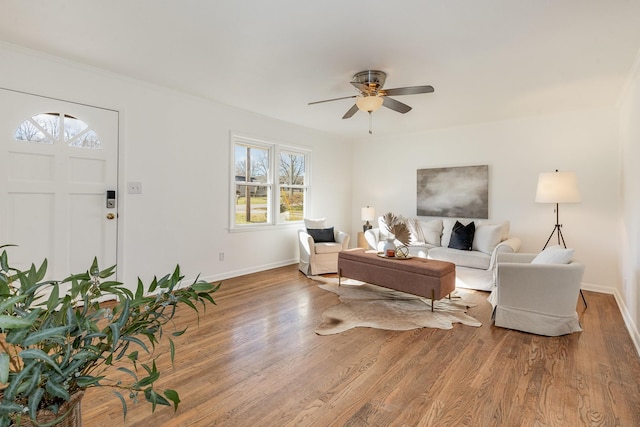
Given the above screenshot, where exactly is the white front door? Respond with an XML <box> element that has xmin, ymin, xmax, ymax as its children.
<box><xmin>0</xmin><ymin>88</ymin><xmax>118</xmax><ymax>282</ymax></box>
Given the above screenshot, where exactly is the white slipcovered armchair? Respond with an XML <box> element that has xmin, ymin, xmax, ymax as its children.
<box><xmin>298</xmin><ymin>218</ymin><xmax>350</xmax><ymax>276</ymax></box>
<box><xmin>489</xmin><ymin>252</ymin><xmax>585</xmax><ymax>336</ymax></box>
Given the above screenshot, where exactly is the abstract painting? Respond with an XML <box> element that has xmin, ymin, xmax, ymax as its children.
<box><xmin>417</xmin><ymin>165</ymin><xmax>488</xmax><ymax>218</ymax></box>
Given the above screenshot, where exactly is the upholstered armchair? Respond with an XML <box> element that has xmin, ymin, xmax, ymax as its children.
<box><xmin>298</xmin><ymin>218</ymin><xmax>350</xmax><ymax>276</ymax></box>
<box><xmin>490</xmin><ymin>252</ymin><xmax>585</xmax><ymax>336</ymax></box>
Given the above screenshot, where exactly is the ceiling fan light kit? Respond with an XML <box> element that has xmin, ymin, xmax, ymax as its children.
<box><xmin>309</xmin><ymin>69</ymin><xmax>434</xmax><ymax>134</ymax></box>
<box><xmin>356</xmin><ymin>95</ymin><xmax>384</xmax><ymax>112</ymax></box>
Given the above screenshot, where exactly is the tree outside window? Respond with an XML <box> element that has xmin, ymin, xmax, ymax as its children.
<box><xmin>279</xmin><ymin>151</ymin><xmax>306</xmax><ymax>222</ymax></box>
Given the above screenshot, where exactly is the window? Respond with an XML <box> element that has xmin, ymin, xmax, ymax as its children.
<box><xmin>14</xmin><ymin>112</ymin><xmax>102</xmax><ymax>149</ymax></box>
<box><xmin>279</xmin><ymin>149</ymin><xmax>306</xmax><ymax>222</ymax></box>
<box><xmin>231</xmin><ymin>134</ymin><xmax>309</xmax><ymax>230</ymax></box>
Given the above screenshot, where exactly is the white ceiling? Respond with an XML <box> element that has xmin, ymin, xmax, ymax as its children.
<box><xmin>1</xmin><ymin>0</ymin><xmax>639</xmax><ymax>139</ymax></box>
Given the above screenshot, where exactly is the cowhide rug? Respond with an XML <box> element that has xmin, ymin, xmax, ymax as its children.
<box><xmin>309</xmin><ymin>276</ymin><xmax>482</xmax><ymax>335</ymax></box>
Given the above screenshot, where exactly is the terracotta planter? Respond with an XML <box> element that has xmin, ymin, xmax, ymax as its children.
<box><xmin>17</xmin><ymin>391</ymin><xmax>84</xmax><ymax>427</ymax></box>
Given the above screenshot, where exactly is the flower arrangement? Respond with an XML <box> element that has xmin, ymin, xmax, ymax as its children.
<box><xmin>0</xmin><ymin>244</ymin><xmax>220</xmax><ymax>426</ymax></box>
<box><xmin>381</xmin><ymin>212</ymin><xmax>411</xmax><ymax>246</ymax></box>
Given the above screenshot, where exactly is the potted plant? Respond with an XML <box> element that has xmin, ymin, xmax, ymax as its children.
<box><xmin>0</xmin><ymin>245</ymin><xmax>220</xmax><ymax>426</ymax></box>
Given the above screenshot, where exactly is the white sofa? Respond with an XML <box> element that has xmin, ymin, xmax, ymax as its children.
<box><xmin>364</xmin><ymin>217</ymin><xmax>521</xmax><ymax>290</ymax></box>
<box><xmin>489</xmin><ymin>252</ymin><xmax>584</xmax><ymax>336</ymax></box>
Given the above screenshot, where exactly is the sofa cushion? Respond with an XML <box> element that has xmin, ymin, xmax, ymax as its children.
<box><xmin>472</xmin><ymin>223</ymin><xmax>503</xmax><ymax>254</ymax></box>
<box><xmin>304</xmin><ymin>218</ymin><xmax>326</xmax><ymax>229</ymax></box>
<box><xmin>531</xmin><ymin>245</ymin><xmax>574</xmax><ymax>264</ymax></box>
<box><xmin>429</xmin><ymin>247</ymin><xmax>491</xmax><ymax>270</ymax></box>
<box><xmin>314</xmin><ymin>242</ymin><xmax>343</xmax><ymax>254</ymax></box>
<box><xmin>307</xmin><ymin>227</ymin><xmax>335</xmax><ymax>243</ymax></box>
<box><xmin>448</xmin><ymin>221</ymin><xmax>475</xmax><ymax>251</ymax></box>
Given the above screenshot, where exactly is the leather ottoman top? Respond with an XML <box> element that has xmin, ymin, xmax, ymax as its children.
<box><xmin>339</xmin><ymin>248</ymin><xmax>455</xmax><ymax>278</ymax></box>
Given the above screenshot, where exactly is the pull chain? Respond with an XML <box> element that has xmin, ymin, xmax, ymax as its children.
<box><xmin>368</xmin><ymin>111</ymin><xmax>373</xmax><ymax>134</ymax></box>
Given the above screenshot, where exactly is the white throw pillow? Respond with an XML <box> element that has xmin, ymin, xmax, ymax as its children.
<box><xmin>406</xmin><ymin>218</ymin><xmax>426</xmax><ymax>244</ymax></box>
<box><xmin>531</xmin><ymin>245</ymin><xmax>575</xmax><ymax>264</ymax></box>
<box><xmin>472</xmin><ymin>223</ymin><xmax>503</xmax><ymax>254</ymax></box>
<box><xmin>304</xmin><ymin>217</ymin><xmax>326</xmax><ymax>229</ymax></box>
<box><xmin>477</xmin><ymin>220</ymin><xmax>510</xmax><ymax>241</ymax></box>
<box><xmin>421</xmin><ymin>219</ymin><xmax>443</xmax><ymax>246</ymax></box>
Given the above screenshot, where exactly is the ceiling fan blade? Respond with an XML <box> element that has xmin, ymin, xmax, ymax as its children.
<box><xmin>342</xmin><ymin>104</ymin><xmax>359</xmax><ymax>119</ymax></box>
<box><xmin>381</xmin><ymin>85</ymin><xmax>434</xmax><ymax>97</ymax></box>
<box><xmin>382</xmin><ymin>96</ymin><xmax>412</xmax><ymax>114</ymax></box>
<box><xmin>308</xmin><ymin>95</ymin><xmax>356</xmax><ymax>105</ymax></box>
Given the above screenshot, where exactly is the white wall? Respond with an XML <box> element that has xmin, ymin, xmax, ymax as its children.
<box><xmin>620</xmin><ymin>61</ymin><xmax>640</xmax><ymax>351</ymax></box>
<box><xmin>351</xmin><ymin>109</ymin><xmax>621</xmax><ymax>291</ymax></box>
<box><xmin>0</xmin><ymin>43</ymin><xmax>352</xmax><ymax>287</ymax></box>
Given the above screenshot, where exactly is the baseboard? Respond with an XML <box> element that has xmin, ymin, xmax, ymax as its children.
<box><xmin>581</xmin><ymin>281</ymin><xmax>640</xmax><ymax>358</ymax></box>
<box><xmin>199</xmin><ymin>258</ymin><xmax>299</xmax><ymax>284</ymax></box>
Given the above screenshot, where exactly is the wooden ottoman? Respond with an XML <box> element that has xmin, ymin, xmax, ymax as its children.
<box><xmin>337</xmin><ymin>248</ymin><xmax>456</xmax><ymax>311</ymax></box>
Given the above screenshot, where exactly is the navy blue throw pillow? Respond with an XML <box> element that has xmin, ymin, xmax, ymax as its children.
<box><xmin>448</xmin><ymin>221</ymin><xmax>475</xmax><ymax>251</ymax></box>
<box><xmin>307</xmin><ymin>227</ymin><xmax>335</xmax><ymax>243</ymax></box>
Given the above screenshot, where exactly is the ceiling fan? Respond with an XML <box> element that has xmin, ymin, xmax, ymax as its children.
<box><xmin>308</xmin><ymin>70</ymin><xmax>434</xmax><ymax>134</ymax></box>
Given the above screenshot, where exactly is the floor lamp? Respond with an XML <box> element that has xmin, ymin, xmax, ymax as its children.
<box><xmin>535</xmin><ymin>169</ymin><xmax>587</xmax><ymax>308</ymax></box>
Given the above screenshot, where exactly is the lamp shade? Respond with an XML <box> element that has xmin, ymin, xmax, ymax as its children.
<box><xmin>356</xmin><ymin>96</ymin><xmax>384</xmax><ymax>112</ymax></box>
<box><xmin>535</xmin><ymin>171</ymin><xmax>581</xmax><ymax>203</ymax></box>
<box><xmin>361</xmin><ymin>206</ymin><xmax>375</xmax><ymax>221</ymax></box>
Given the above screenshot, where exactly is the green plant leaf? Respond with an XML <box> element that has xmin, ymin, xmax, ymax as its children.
<box><xmin>0</xmin><ymin>352</ymin><xmax>9</xmax><ymax>384</ymax></box>
<box><xmin>22</xmin><ymin>325</ymin><xmax>69</xmax><ymax>346</ymax></box>
<box><xmin>109</xmin><ymin>322</ymin><xmax>120</xmax><ymax>352</ymax></box>
<box><xmin>99</xmin><ymin>264</ymin><xmax>117</xmax><ymax>279</ymax></box>
<box><xmin>171</xmin><ymin>328</ymin><xmax>187</xmax><ymax>337</ymax></box>
<box><xmin>27</xmin><ymin>387</ymin><xmax>45</xmax><ymax>420</ymax></box>
<box><xmin>20</xmin><ymin>363</ymin><xmax>42</xmax><ymax>397</ymax></box>
<box><xmin>34</xmin><ymin>258</ymin><xmax>48</xmax><ymax>282</ymax></box>
<box><xmin>121</xmin><ymin>336</ymin><xmax>150</xmax><ymax>354</ymax></box>
<box><xmin>0</xmin><ymin>400</ymin><xmax>24</xmax><ymax>417</ymax></box>
<box><xmin>4</xmin><ymin>359</ymin><xmax>35</xmax><ymax>400</ymax></box>
<box><xmin>113</xmin><ymin>391</ymin><xmax>128</xmax><ymax>421</ymax></box>
<box><xmin>0</xmin><ymin>250</ymin><xmax>9</xmax><ymax>272</ymax></box>
<box><xmin>75</xmin><ymin>375</ymin><xmax>104</xmax><ymax>387</ymax></box>
<box><xmin>45</xmin><ymin>378</ymin><xmax>71</xmax><ymax>401</ymax></box>
<box><xmin>117</xmin><ymin>366</ymin><xmax>138</xmax><ymax>381</ymax></box>
<box><xmin>0</xmin><ymin>314</ymin><xmax>35</xmax><ymax>330</ymax></box>
<box><xmin>191</xmin><ymin>282</ymin><xmax>215</xmax><ymax>292</ymax></box>
<box><xmin>46</xmin><ymin>282</ymin><xmax>60</xmax><ymax>312</ymax></box>
<box><xmin>164</xmin><ymin>389</ymin><xmax>180</xmax><ymax>412</ymax></box>
<box><xmin>144</xmin><ymin>388</ymin><xmax>170</xmax><ymax>412</ymax></box>
<box><xmin>148</xmin><ymin>277</ymin><xmax>158</xmax><ymax>293</ymax></box>
<box><xmin>0</xmin><ymin>294</ymin><xmax>29</xmax><ymax>315</ymax></box>
<box><xmin>19</xmin><ymin>349</ymin><xmax>64</xmax><ymax>376</ymax></box>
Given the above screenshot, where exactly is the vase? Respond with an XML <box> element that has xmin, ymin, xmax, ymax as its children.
<box><xmin>18</xmin><ymin>391</ymin><xmax>84</xmax><ymax>427</ymax></box>
<box><xmin>383</xmin><ymin>238</ymin><xmax>396</xmax><ymax>257</ymax></box>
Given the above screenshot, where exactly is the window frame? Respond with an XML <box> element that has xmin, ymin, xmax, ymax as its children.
<box><xmin>229</xmin><ymin>134</ymin><xmax>310</xmax><ymax>231</ymax></box>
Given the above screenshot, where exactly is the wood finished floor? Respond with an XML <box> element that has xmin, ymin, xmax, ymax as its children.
<box><xmin>82</xmin><ymin>265</ymin><xmax>640</xmax><ymax>426</ymax></box>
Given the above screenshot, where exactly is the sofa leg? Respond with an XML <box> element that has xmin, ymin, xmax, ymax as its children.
<box><xmin>580</xmin><ymin>289</ymin><xmax>587</xmax><ymax>309</ymax></box>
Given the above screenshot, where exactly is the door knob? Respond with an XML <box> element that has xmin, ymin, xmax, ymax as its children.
<box><xmin>106</xmin><ymin>213</ymin><xmax>116</xmax><ymax>220</ymax></box>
